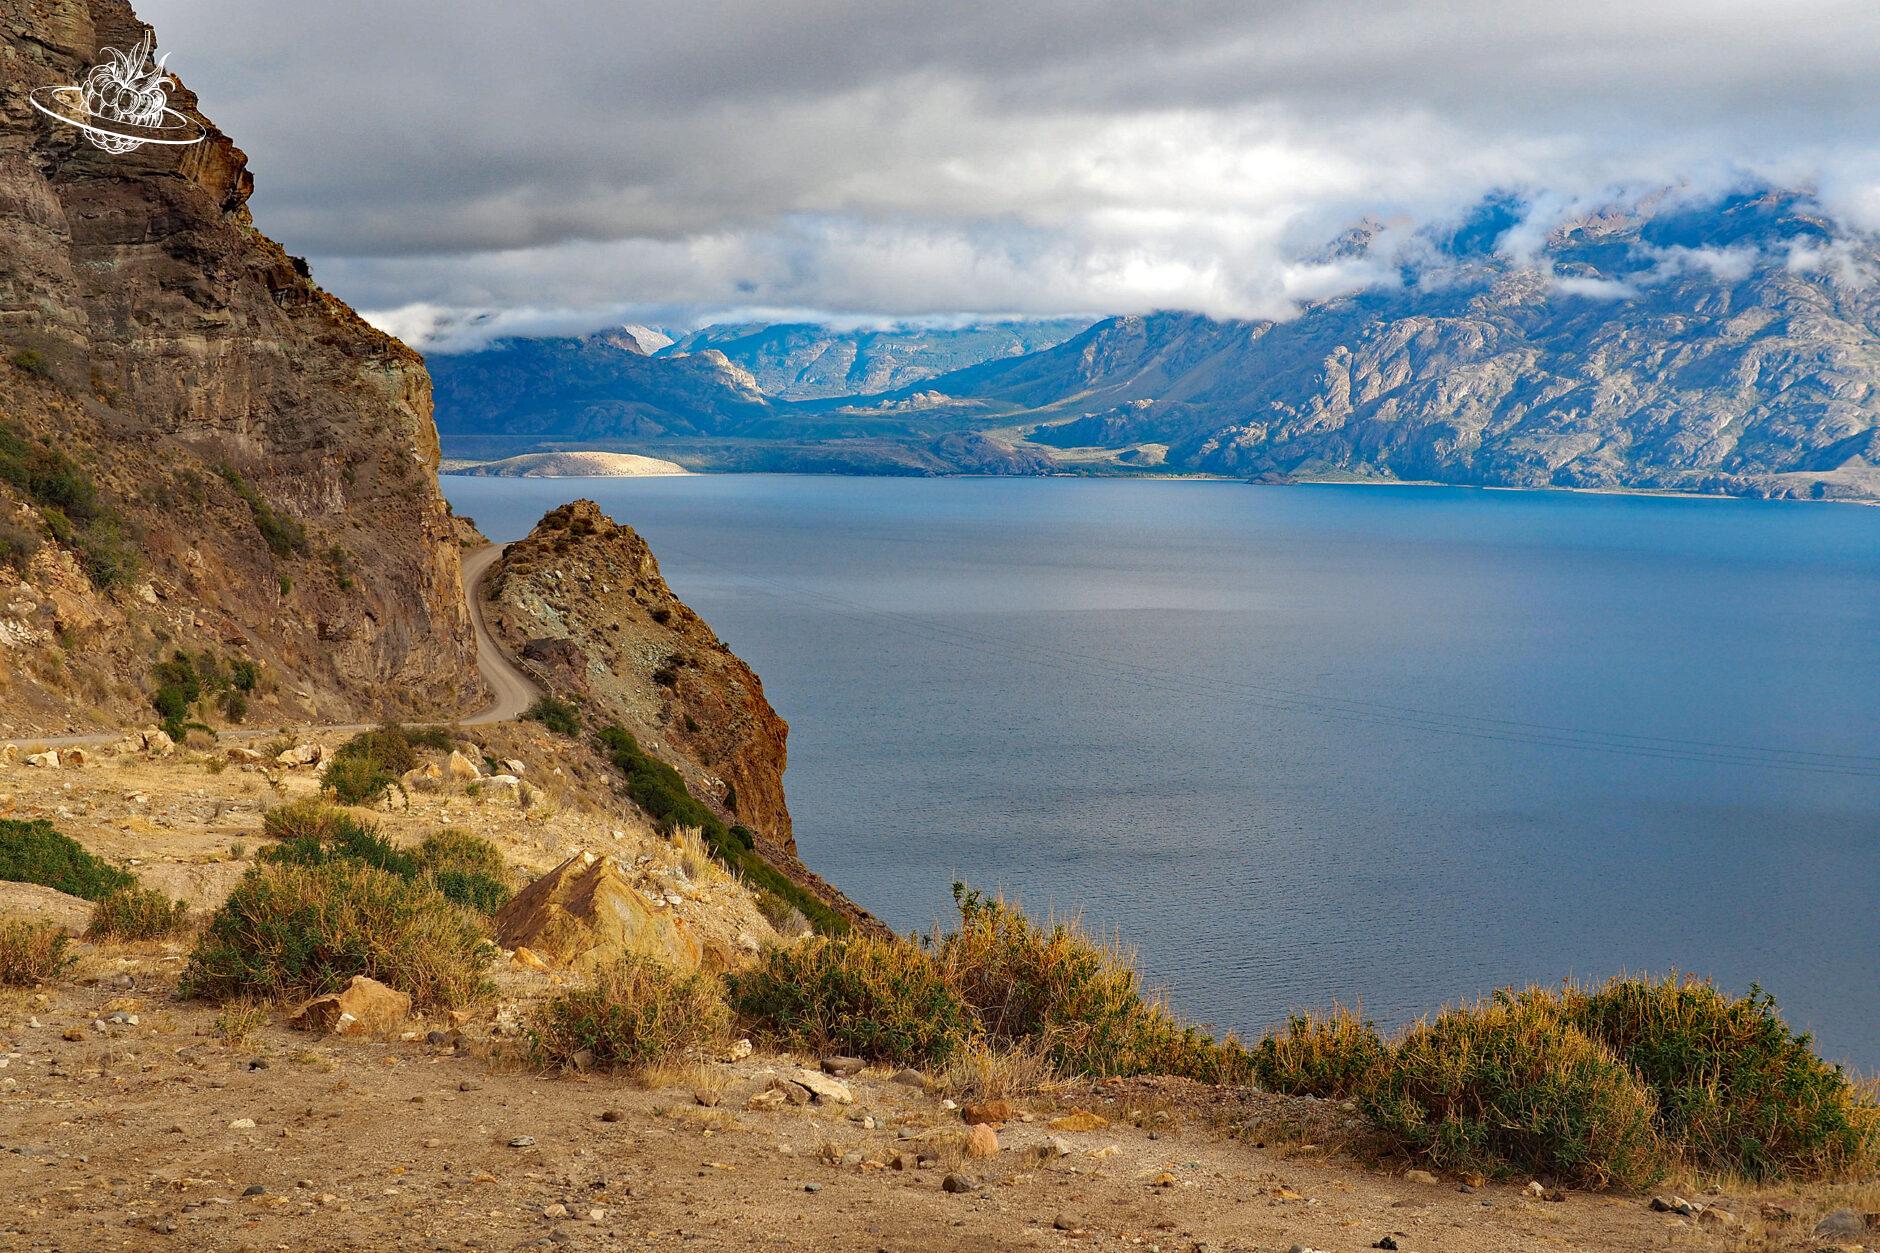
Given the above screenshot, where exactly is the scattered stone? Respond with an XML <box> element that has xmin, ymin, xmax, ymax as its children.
<box><xmin>242</xmin><ymin>1184</ymin><xmax>266</xmax><ymax>1197</ymax></box>
<box><xmin>1403</xmin><ymin>1169</ymin><xmax>1439</xmax><ymax>1186</ymax></box>
<box><xmin>494</xmin><ymin>850</ymin><xmax>704</xmax><ymax>971</ymax></box>
<box><xmin>445</xmin><ymin>750</ymin><xmax>482</xmax><ymax>781</ymax></box>
<box><xmin>941</xmin><ymin>1173</ymin><xmax>976</xmax><ymax>1194</ymax></box>
<box><xmin>961</xmin><ymin>1099</ymin><xmax>1014</xmax><ymax>1126</ymax></box>
<box><xmin>290</xmin><ymin>975</ymin><xmax>411</xmax><ymax>1036</ymax></box>
<box><xmin>693</xmin><ymin>1089</ymin><xmax>720</xmax><ymax>1108</ymax></box>
<box><xmin>276</xmin><ymin>743</ymin><xmax>323</xmax><ymax>768</ymax></box>
<box><xmin>1150</xmin><ymin>1171</ymin><xmax>1178</xmax><ymax>1187</ymax></box>
<box><xmin>508</xmin><ymin>1136</ymin><xmax>536</xmax><ymax>1148</ymax></box>
<box><xmin>599</xmin><ymin>1109</ymin><xmax>625</xmax><ymax>1123</ymax></box>
<box><xmin>1044</xmin><ymin>1136</ymin><xmax>1072</xmax><ymax>1158</ymax></box>
<box><xmin>543</xmin><ymin>1203</ymin><xmax>569</xmax><ymax>1219</ymax></box>
<box><xmin>23</xmin><ymin>751</ymin><xmax>59</xmax><ymax>769</ymax></box>
<box><xmin>1373</xmin><ymin>1239</ymin><xmax>1400</xmax><ymax>1250</ymax></box>
<box><xmin>1047</xmin><ymin>1109</ymin><xmax>1108</xmax><ymax>1133</ymax></box>
<box><xmin>1651</xmin><ymin>1195</ymin><xmax>1700</xmax><ymax>1217</ymax></box>
<box><xmin>965</xmin><ymin>1123</ymin><xmax>1000</xmax><ymax>1158</ymax></box>
<box><xmin>821</xmin><ymin>1055</ymin><xmax>865</xmax><ymax>1077</ymax></box>
<box><xmin>1814</xmin><ymin>1209</ymin><xmax>1869</xmax><ymax>1239</ymax></box>
<box><xmin>789</xmin><ymin>1068</ymin><xmax>853</xmax><ymax>1104</ymax></box>
<box><xmin>226</xmin><ymin>747</ymin><xmax>263</xmax><ymax>764</ymax></box>
<box><xmin>724</xmin><ymin>1038</ymin><xmax>753</xmax><ymax>1061</ymax></box>
<box><xmin>890</xmin><ymin>1068</ymin><xmax>929</xmax><ymax>1089</ymax></box>
<box><xmin>458</xmin><ymin>1080</ymin><xmax>482</xmax><ymax>1092</ymax></box>
<box><xmin>1696</xmin><ymin>1207</ymin><xmax>1738</xmax><ymax>1231</ymax></box>
<box><xmin>227</xmin><ymin>1119</ymin><xmax>256</xmax><ymax>1130</ymax></box>
<box><xmin>745</xmin><ymin>1088</ymin><xmax>787</xmax><ymax>1112</ymax></box>
<box><xmin>1759</xmin><ymin>1201</ymin><xmax>1796</xmax><ymax>1223</ymax></box>
<box><xmin>1053</xmin><ymin>1214</ymin><xmax>1087</xmax><ymax>1232</ymax></box>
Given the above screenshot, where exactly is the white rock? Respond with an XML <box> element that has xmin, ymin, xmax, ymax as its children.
<box><xmin>788</xmin><ymin>1068</ymin><xmax>854</xmax><ymax>1105</ymax></box>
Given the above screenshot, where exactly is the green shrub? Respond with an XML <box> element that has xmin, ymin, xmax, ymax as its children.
<box><xmin>0</xmin><ymin>420</ymin><xmax>138</xmax><ymax>589</ymax></box>
<box><xmin>216</xmin><ymin>464</ymin><xmax>308</xmax><ymax>559</ymax></box>
<box><xmin>86</xmin><ymin>886</ymin><xmax>190</xmax><ymax>941</ymax></box>
<box><xmin>1558</xmin><ymin>976</ymin><xmax>1880</xmax><ymax>1181</ymax></box>
<box><xmin>595</xmin><ymin>724</ymin><xmax>845</xmax><ymax>933</ymax></box>
<box><xmin>1362</xmin><ymin>991</ymin><xmax>1668</xmax><ymax>1191</ymax></box>
<box><xmin>258</xmin><ymin>807</ymin><xmax>417</xmax><ymax>878</ymax></box>
<box><xmin>524</xmin><ymin>696</ymin><xmax>582</xmax><ymax>736</ymax></box>
<box><xmin>936</xmin><ymin>884</ymin><xmax>1245</xmax><ymax>1082</ymax></box>
<box><xmin>9</xmin><ymin>348</ymin><xmax>49</xmax><ymax>378</ymax></box>
<box><xmin>262</xmin><ymin>798</ymin><xmax>358</xmax><ymax>844</ymax></box>
<box><xmin>0</xmin><ymin>818</ymin><xmax>134</xmax><ymax>901</ymax></box>
<box><xmin>728</xmin><ymin>934</ymin><xmax>974</xmax><ymax>1067</ymax></box>
<box><xmin>182</xmin><ymin>860</ymin><xmax>491</xmax><ymax>1008</ymax></box>
<box><xmin>149</xmin><ymin>649</ymin><xmax>260</xmax><ymax>735</ymax></box>
<box><xmin>321</xmin><ymin>754</ymin><xmax>400</xmax><ymax>806</ymax></box>
<box><xmin>1251</xmin><ymin>1007</ymin><xmax>1391</xmax><ymax>1099</ymax></box>
<box><xmin>0</xmin><ymin>916</ymin><xmax>70</xmax><ymax>985</ymax></box>
<box><xmin>415</xmin><ymin>829</ymin><xmax>513</xmax><ymax>913</ymax></box>
<box><xmin>530</xmin><ymin>955</ymin><xmax>731</xmax><ymax>1072</ymax></box>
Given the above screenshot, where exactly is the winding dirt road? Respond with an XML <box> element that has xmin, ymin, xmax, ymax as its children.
<box><xmin>28</xmin><ymin>543</ymin><xmax>539</xmax><ymax>747</ymax></box>
<box><xmin>458</xmin><ymin>542</ymin><xmax>541</xmax><ymax>724</ymax></box>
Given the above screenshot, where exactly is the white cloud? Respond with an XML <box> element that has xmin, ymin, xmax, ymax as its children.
<box><xmin>136</xmin><ymin>0</ymin><xmax>1880</xmax><ymax>332</ymax></box>
<box><xmin>1550</xmin><ymin>275</ymin><xmax>1640</xmax><ymax>301</ymax></box>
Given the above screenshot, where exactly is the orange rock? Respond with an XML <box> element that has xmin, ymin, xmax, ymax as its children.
<box><xmin>961</xmin><ymin>1099</ymin><xmax>1014</xmax><ymax>1126</ymax></box>
<box><xmin>493</xmin><ymin>851</ymin><xmax>703</xmax><ymax>971</ymax></box>
<box><xmin>966</xmin><ymin>1123</ymin><xmax>1000</xmax><ymax>1158</ymax></box>
<box><xmin>289</xmin><ymin>975</ymin><xmax>411</xmax><ymax>1036</ymax></box>
<box><xmin>1047</xmin><ymin>1110</ymin><xmax>1108</xmax><ymax>1132</ymax></box>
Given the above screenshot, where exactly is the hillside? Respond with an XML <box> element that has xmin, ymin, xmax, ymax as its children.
<box><xmin>0</xmin><ymin>0</ymin><xmax>482</xmax><ymax>736</ymax></box>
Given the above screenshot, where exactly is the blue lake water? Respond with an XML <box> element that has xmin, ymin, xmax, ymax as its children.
<box><xmin>442</xmin><ymin>475</ymin><xmax>1880</xmax><ymax>1068</ymax></box>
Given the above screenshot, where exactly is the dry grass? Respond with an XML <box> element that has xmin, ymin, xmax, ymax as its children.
<box><xmin>0</xmin><ymin>916</ymin><xmax>70</xmax><ymax>986</ymax></box>
<box><xmin>669</xmin><ymin>826</ymin><xmax>727</xmax><ymax>887</ymax></box>
<box><xmin>940</xmin><ymin>1039</ymin><xmax>1060</xmax><ymax>1104</ymax></box>
<box><xmin>529</xmin><ymin>955</ymin><xmax>731</xmax><ymax>1075</ymax></box>
<box><xmin>213</xmin><ymin>998</ymin><xmax>269</xmax><ymax>1048</ymax></box>
<box><xmin>1251</xmin><ymin>1005</ymin><xmax>1389</xmax><ymax>1099</ymax></box>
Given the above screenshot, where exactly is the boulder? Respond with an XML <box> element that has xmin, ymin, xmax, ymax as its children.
<box><xmin>501</xmin><ymin>759</ymin><xmax>526</xmax><ymax>776</ymax></box>
<box><xmin>276</xmin><ymin>742</ymin><xmax>323</xmax><ymax>767</ymax></box>
<box><xmin>788</xmin><ymin>1068</ymin><xmax>853</xmax><ymax>1104</ymax></box>
<box><xmin>226</xmin><ymin>746</ymin><xmax>264</xmax><ymax>764</ymax></box>
<box><xmin>140</xmin><ymin>728</ymin><xmax>176</xmax><ymax>758</ymax></box>
<box><xmin>61</xmin><ymin>748</ymin><xmax>87</xmax><ymax>767</ymax></box>
<box><xmin>290</xmin><ymin>975</ymin><xmax>411</xmax><ymax>1036</ymax></box>
<box><xmin>0</xmin><ymin>743</ymin><xmax>17</xmax><ymax>767</ymax></box>
<box><xmin>445</xmin><ymin>750</ymin><xmax>482</xmax><ymax>781</ymax></box>
<box><xmin>492</xmin><ymin>850</ymin><xmax>703</xmax><ymax>971</ymax></box>
<box><xmin>966</xmin><ymin>1123</ymin><xmax>1000</xmax><ymax>1158</ymax></box>
<box><xmin>24</xmin><ymin>751</ymin><xmax>59</xmax><ymax>769</ymax></box>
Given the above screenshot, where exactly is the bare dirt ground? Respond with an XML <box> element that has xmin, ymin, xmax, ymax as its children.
<box><xmin>0</xmin><ymin>743</ymin><xmax>1873</xmax><ymax>1252</ymax></box>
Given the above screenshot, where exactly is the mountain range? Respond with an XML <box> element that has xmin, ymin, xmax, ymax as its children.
<box><xmin>428</xmin><ymin>190</ymin><xmax>1880</xmax><ymax>500</ymax></box>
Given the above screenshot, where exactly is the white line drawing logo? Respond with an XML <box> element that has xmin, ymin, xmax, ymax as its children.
<box><xmin>29</xmin><ymin>34</ymin><xmax>205</xmax><ymax>154</ymax></box>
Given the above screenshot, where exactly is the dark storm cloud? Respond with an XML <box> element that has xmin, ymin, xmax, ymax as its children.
<box><xmin>138</xmin><ymin>0</ymin><xmax>1880</xmax><ymax>344</ymax></box>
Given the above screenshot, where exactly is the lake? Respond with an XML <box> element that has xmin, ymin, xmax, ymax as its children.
<box><xmin>442</xmin><ymin>474</ymin><xmax>1880</xmax><ymax>1068</ymax></box>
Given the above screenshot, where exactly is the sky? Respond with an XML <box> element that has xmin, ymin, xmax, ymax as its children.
<box><xmin>138</xmin><ymin>0</ymin><xmax>1880</xmax><ymax>350</ymax></box>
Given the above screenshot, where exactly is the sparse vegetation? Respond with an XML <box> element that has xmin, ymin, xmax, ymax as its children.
<box><xmin>0</xmin><ymin>417</ymin><xmax>138</xmax><ymax>588</ymax></box>
<box><xmin>259</xmin><ymin>806</ymin><xmax>417</xmax><ymax>878</ymax></box>
<box><xmin>1362</xmin><ymin>990</ymin><xmax>1669</xmax><ymax>1191</ymax></box>
<box><xmin>0</xmin><ymin>818</ymin><xmax>134</xmax><ymax>901</ymax></box>
<box><xmin>729</xmin><ymin>933</ymin><xmax>975</xmax><ymax>1067</ymax></box>
<box><xmin>321</xmin><ymin>754</ymin><xmax>402</xmax><ymax>806</ymax></box>
<box><xmin>318</xmin><ymin>724</ymin><xmax>449</xmax><ymax>805</ymax></box>
<box><xmin>259</xmin><ymin>803</ymin><xmax>510</xmax><ymax>914</ymax></box>
<box><xmin>9</xmin><ymin>348</ymin><xmax>50</xmax><ymax>378</ymax></box>
<box><xmin>523</xmin><ymin>695</ymin><xmax>581</xmax><ymax>736</ymax></box>
<box><xmin>529</xmin><ymin>955</ymin><xmax>732</xmax><ymax>1073</ymax></box>
<box><xmin>595</xmin><ymin>724</ymin><xmax>845</xmax><ymax>933</ymax></box>
<box><xmin>150</xmin><ymin>648</ymin><xmax>260</xmax><ymax>739</ymax></box>
<box><xmin>86</xmin><ymin>886</ymin><xmax>190</xmax><ymax>941</ymax></box>
<box><xmin>216</xmin><ymin>463</ymin><xmax>309</xmax><ymax>559</ymax></box>
<box><xmin>0</xmin><ymin>916</ymin><xmax>71</xmax><ymax>986</ymax></box>
<box><xmin>182</xmin><ymin>860</ymin><xmax>492</xmax><ymax>1008</ymax></box>
<box><xmin>0</xmin><ymin>515</ymin><xmax>39</xmax><ymax>572</ymax></box>
<box><xmin>213</xmin><ymin>998</ymin><xmax>269</xmax><ymax>1048</ymax></box>
<box><xmin>937</xmin><ymin>883</ymin><xmax>1247</xmax><ymax>1082</ymax></box>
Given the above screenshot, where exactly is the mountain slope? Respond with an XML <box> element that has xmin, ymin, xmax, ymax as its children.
<box><xmin>0</xmin><ymin>0</ymin><xmax>481</xmax><ymax>735</ymax></box>
<box><xmin>903</xmin><ymin>191</ymin><xmax>1880</xmax><ymax>498</ymax></box>
<box><xmin>659</xmin><ymin>319</ymin><xmax>1095</xmax><ymax>399</ymax></box>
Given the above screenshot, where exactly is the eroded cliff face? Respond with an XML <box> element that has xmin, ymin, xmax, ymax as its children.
<box><xmin>0</xmin><ymin>0</ymin><xmax>482</xmax><ymax>734</ymax></box>
<box><xmin>485</xmin><ymin>501</ymin><xmax>792</xmax><ymax>849</ymax></box>
<box><xmin>483</xmin><ymin>502</ymin><xmax>879</xmax><ymax>933</ymax></box>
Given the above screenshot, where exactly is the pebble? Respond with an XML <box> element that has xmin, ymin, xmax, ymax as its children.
<box><xmin>599</xmin><ymin>1110</ymin><xmax>625</xmax><ymax>1123</ymax></box>
<box><xmin>965</xmin><ymin>1124</ymin><xmax>999</xmax><ymax>1158</ymax></box>
<box><xmin>803</xmin><ymin>1182</ymin><xmax>821</xmax><ymax>1194</ymax></box>
<box><xmin>821</xmin><ymin>1056</ymin><xmax>865</xmax><ymax>1077</ymax></box>
<box><xmin>1373</xmin><ymin>1239</ymin><xmax>1400</xmax><ymax>1250</ymax></box>
<box><xmin>543</xmin><ymin>1203</ymin><xmax>568</xmax><ymax>1219</ymax></box>
<box><xmin>508</xmin><ymin>1136</ymin><xmax>536</xmax><ymax>1148</ymax></box>
<box><xmin>242</xmin><ymin>1184</ymin><xmax>266</xmax><ymax>1197</ymax></box>
<box><xmin>941</xmin><ymin>1173</ymin><xmax>976</xmax><ymax>1194</ymax></box>
<box><xmin>1403</xmin><ymin>1169</ymin><xmax>1439</xmax><ymax>1186</ymax></box>
<box><xmin>227</xmin><ymin>1119</ymin><xmax>256</xmax><ymax>1130</ymax></box>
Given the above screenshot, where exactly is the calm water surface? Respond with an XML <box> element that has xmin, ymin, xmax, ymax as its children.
<box><xmin>443</xmin><ymin>475</ymin><xmax>1880</xmax><ymax>1067</ymax></box>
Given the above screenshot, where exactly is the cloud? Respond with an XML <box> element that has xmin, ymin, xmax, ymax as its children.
<box><xmin>1549</xmin><ymin>275</ymin><xmax>1639</xmax><ymax>301</ymax></box>
<box><xmin>136</xmin><ymin>0</ymin><xmax>1880</xmax><ymax>338</ymax></box>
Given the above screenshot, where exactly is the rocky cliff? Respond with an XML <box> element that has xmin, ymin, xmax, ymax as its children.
<box><xmin>0</xmin><ymin>0</ymin><xmax>482</xmax><ymax>734</ymax></box>
<box><xmin>482</xmin><ymin>501</ymin><xmax>876</xmax><ymax>931</ymax></box>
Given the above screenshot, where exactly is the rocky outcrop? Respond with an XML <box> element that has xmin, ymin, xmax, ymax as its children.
<box><xmin>485</xmin><ymin>501</ymin><xmax>879</xmax><ymax>932</ymax></box>
<box><xmin>492</xmin><ymin>850</ymin><xmax>708</xmax><ymax>972</ymax></box>
<box><xmin>0</xmin><ymin>0</ymin><xmax>483</xmax><ymax>735</ymax></box>
<box><xmin>487</xmin><ymin>500</ymin><xmax>793</xmax><ymax>850</ymax></box>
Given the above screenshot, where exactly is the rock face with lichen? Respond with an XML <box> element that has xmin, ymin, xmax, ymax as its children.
<box><xmin>0</xmin><ymin>0</ymin><xmax>482</xmax><ymax>735</ymax></box>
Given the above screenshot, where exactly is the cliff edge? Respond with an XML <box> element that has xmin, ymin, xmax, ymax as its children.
<box><xmin>0</xmin><ymin>0</ymin><xmax>482</xmax><ymax>735</ymax></box>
